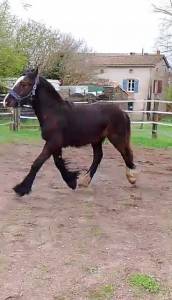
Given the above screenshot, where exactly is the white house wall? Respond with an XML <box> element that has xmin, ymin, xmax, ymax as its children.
<box><xmin>96</xmin><ymin>66</ymin><xmax>152</xmax><ymax>110</ymax></box>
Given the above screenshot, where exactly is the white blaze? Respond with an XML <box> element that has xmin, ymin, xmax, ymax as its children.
<box><xmin>13</xmin><ymin>76</ymin><xmax>25</xmax><ymax>88</ymax></box>
<box><xmin>3</xmin><ymin>76</ymin><xmax>25</xmax><ymax>107</ymax></box>
<box><xmin>3</xmin><ymin>93</ymin><xmax>9</xmax><ymax>107</ymax></box>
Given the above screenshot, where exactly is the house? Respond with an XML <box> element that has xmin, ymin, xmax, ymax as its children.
<box><xmin>87</xmin><ymin>51</ymin><xmax>171</xmax><ymax>111</ymax></box>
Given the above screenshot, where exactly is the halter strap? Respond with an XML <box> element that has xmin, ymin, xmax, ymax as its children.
<box><xmin>9</xmin><ymin>75</ymin><xmax>39</xmax><ymax>103</ymax></box>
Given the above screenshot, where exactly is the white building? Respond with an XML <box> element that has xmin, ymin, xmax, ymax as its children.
<box><xmin>88</xmin><ymin>51</ymin><xmax>171</xmax><ymax>111</ymax></box>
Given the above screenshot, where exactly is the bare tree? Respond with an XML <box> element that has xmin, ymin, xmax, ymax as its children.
<box><xmin>0</xmin><ymin>1</ymin><xmax>93</xmax><ymax>83</ymax></box>
<box><xmin>43</xmin><ymin>34</ymin><xmax>94</xmax><ymax>84</ymax></box>
<box><xmin>153</xmin><ymin>0</ymin><xmax>172</xmax><ymax>57</ymax></box>
<box><xmin>15</xmin><ymin>19</ymin><xmax>93</xmax><ymax>84</ymax></box>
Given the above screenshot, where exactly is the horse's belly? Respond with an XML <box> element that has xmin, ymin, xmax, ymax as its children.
<box><xmin>66</xmin><ymin>125</ymin><xmax>107</xmax><ymax>147</ymax></box>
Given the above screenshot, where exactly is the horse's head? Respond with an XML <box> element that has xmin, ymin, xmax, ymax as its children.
<box><xmin>3</xmin><ymin>68</ymin><xmax>39</xmax><ymax>108</ymax></box>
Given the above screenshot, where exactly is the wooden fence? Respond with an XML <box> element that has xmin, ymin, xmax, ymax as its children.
<box><xmin>0</xmin><ymin>98</ymin><xmax>172</xmax><ymax>138</ymax></box>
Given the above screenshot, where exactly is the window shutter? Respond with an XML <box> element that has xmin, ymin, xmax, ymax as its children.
<box><xmin>134</xmin><ymin>79</ymin><xmax>139</xmax><ymax>93</ymax></box>
<box><xmin>153</xmin><ymin>80</ymin><xmax>162</xmax><ymax>93</ymax></box>
<box><xmin>153</xmin><ymin>80</ymin><xmax>156</xmax><ymax>93</ymax></box>
<box><xmin>123</xmin><ymin>79</ymin><xmax>128</xmax><ymax>91</ymax></box>
<box><xmin>157</xmin><ymin>80</ymin><xmax>162</xmax><ymax>93</ymax></box>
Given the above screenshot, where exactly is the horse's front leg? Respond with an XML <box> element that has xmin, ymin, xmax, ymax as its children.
<box><xmin>14</xmin><ymin>143</ymin><xmax>51</xmax><ymax>196</ymax></box>
<box><xmin>53</xmin><ymin>150</ymin><xmax>79</xmax><ymax>190</ymax></box>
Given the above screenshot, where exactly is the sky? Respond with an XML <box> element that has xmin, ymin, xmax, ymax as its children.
<box><xmin>7</xmin><ymin>0</ymin><xmax>163</xmax><ymax>54</ymax></box>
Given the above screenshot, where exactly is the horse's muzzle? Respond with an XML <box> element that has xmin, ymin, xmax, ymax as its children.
<box><xmin>3</xmin><ymin>94</ymin><xmax>18</xmax><ymax>108</ymax></box>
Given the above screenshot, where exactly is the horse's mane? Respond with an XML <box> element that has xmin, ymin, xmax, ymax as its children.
<box><xmin>39</xmin><ymin>76</ymin><xmax>74</xmax><ymax>107</ymax></box>
<box><xmin>39</xmin><ymin>76</ymin><xmax>63</xmax><ymax>100</ymax></box>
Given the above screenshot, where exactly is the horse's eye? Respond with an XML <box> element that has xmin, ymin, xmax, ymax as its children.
<box><xmin>21</xmin><ymin>82</ymin><xmax>30</xmax><ymax>88</ymax></box>
<box><xmin>21</xmin><ymin>82</ymin><xmax>27</xmax><ymax>88</ymax></box>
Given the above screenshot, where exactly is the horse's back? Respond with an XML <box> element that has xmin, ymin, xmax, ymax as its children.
<box><xmin>60</xmin><ymin>102</ymin><xmax>129</xmax><ymax>147</ymax></box>
<box><xmin>74</xmin><ymin>102</ymin><xmax>128</xmax><ymax>127</ymax></box>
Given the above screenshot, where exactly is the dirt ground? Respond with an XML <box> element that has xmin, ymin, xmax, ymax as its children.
<box><xmin>0</xmin><ymin>142</ymin><xmax>172</xmax><ymax>300</ymax></box>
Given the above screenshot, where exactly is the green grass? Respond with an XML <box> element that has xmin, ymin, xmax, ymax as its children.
<box><xmin>0</xmin><ymin>123</ymin><xmax>172</xmax><ymax>148</ymax></box>
<box><xmin>131</xmin><ymin>124</ymin><xmax>172</xmax><ymax>148</ymax></box>
<box><xmin>88</xmin><ymin>284</ymin><xmax>115</xmax><ymax>300</ymax></box>
<box><xmin>0</xmin><ymin>124</ymin><xmax>40</xmax><ymax>144</ymax></box>
<box><xmin>128</xmin><ymin>273</ymin><xmax>160</xmax><ymax>294</ymax></box>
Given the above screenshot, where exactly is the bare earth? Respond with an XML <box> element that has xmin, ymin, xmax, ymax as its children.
<box><xmin>0</xmin><ymin>142</ymin><xmax>172</xmax><ymax>300</ymax></box>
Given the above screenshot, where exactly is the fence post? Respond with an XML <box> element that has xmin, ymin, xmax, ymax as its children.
<box><xmin>11</xmin><ymin>108</ymin><xmax>20</xmax><ymax>131</ymax></box>
<box><xmin>17</xmin><ymin>107</ymin><xmax>21</xmax><ymax>130</ymax></box>
<box><xmin>152</xmin><ymin>100</ymin><xmax>159</xmax><ymax>138</ymax></box>
<box><xmin>11</xmin><ymin>109</ymin><xmax>16</xmax><ymax>131</ymax></box>
<box><xmin>140</xmin><ymin>100</ymin><xmax>147</xmax><ymax>129</ymax></box>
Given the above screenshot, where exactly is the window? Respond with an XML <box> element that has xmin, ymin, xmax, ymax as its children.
<box><xmin>128</xmin><ymin>79</ymin><xmax>135</xmax><ymax>91</ymax></box>
<box><xmin>122</xmin><ymin>79</ymin><xmax>139</xmax><ymax>93</ymax></box>
<box><xmin>128</xmin><ymin>102</ymin><xmax>133</xmax><ymax>111</ymax></box>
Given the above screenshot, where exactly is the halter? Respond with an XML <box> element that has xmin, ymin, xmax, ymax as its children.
<box><xmin>8</xmin><ymin>75</ymin><xmax>39</xmax><ymax>104</ymax></box>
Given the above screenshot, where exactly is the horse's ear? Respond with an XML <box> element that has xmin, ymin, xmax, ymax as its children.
<box><xmin>33</xmin><ymin>67</ymin><xmax>39</xmax><ymax>77</ymax></box>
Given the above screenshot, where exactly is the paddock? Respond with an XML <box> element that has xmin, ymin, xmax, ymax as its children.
<box><xmin>0</xmin><ymin>142</ymin><xmax>172</xmax><ymax>299</ymax></box>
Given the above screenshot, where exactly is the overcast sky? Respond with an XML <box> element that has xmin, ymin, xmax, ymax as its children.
<box><xmin>8</xmin><ymin>0</ymin><xmax>163</xmax><ymax>54</ymax></box>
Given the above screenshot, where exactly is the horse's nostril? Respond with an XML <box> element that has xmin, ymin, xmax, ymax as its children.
<box><xmin>3</xmin><ymin>96</ymin><xmax>16</xmax><ymax>108</ymax></box>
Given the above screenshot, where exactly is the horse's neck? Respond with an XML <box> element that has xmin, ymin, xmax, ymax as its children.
<box><xmin>32</xmin><ymin>89</ymin><xmax>64</xmax><ymax>126</ymax></box>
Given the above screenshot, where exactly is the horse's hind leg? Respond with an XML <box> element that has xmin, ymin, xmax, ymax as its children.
<box><xmin>78</xmin><ymin>141</ymin><xmax>103</xmax><ymax>187</ymax></box>
<box><xmin>108</xmin><ymin>134</ymin><xmax>136</xmax><ymax>184</ymax></box>
<box><xmin>53</xmin><ymin>150</ymin><xmax>79</xmax><ymax>190</ymax></box>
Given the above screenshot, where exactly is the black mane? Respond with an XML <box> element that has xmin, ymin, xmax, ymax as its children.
<box><xmin>39</xmin><ymin>76</ymin><xmax>64</xmax><ymax>102</ymax></box>
<box><xmin>38</xmin><ymin>76</ymin><xmax>73</xmax><ymax>108</ymax></box>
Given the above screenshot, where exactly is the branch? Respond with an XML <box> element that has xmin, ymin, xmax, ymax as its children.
<box><xmin>153</xmin><ymin>4</ymin><xmax>172</xmax><ymax>16</ymax></box>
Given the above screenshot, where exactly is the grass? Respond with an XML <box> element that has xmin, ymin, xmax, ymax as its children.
<box><xmin>0</xmin><ymin>123</ymin><xmax>172</xmax><ymax>148</ymax></box>
<box><xmin>128</xmin><ymin>273</ymin><xmax>160</xmax><ymax>294</ymax></box>
<box><xmin>0</xmin><ymin>124</ymin><xmax>40</xmax><ymax>144</ymax></box>
<box><xmin>88</xmin><ymin>284</ymin><xmax>115</xmax><ymax>300</ymax></box>
<box><xmin>131</xmin><ymin>124</ymin><xmax>172</xmax><ymax>148</ymax></box>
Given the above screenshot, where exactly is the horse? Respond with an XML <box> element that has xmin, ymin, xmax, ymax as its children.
<box><xmin>3</xmin><ymin>68</ymin><xmax>136</xmax><ymax>196</ymax></box>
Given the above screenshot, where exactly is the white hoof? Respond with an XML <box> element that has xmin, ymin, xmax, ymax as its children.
<box><xmin>78</xmin><ymin>173</ymin><xmax>91</xmax><ymax>188</ymax></box>
<box><xmin>126</xmin><ymin>167</ymin><xmax>137</xmax><ymax>184</ymax></box>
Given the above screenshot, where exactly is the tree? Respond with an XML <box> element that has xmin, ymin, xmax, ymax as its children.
<box><xmin>0</xmin><ymin>1</ymin><xmax>93</xmax><ymax>84</ymax></box>
<box><xmin>15</xmin><ymin>19</ymin><xmax>93</xmax><ymax>84</ymax></box>
<box><xmin>15</xmin><ymin>19</ymin><xmax>61</xmax><ymax>69</ymax></box>
<box><xmin>153</xmin><ymin>1</ymin><xmax>172</xmax><ymax>109</ymax></box>
<box><xmin>0</xmin><ymin>1</ymin><xmax>27</xmax><ymax>78</ymax></box>
<box><xmin>153</xmin><ymin>0</ymin><xmax>172</xmax><ymax>58</ymax></box>
<box><xmin>43</xmin><ymin>34</ymin><xmax>94</xmax><ymax>84</ymax></box>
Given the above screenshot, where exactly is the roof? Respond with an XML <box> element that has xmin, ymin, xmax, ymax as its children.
<box><xmin>87</xmin><ymin>52</ymin><xmax>170</xmax><ymax>68</ymax></box>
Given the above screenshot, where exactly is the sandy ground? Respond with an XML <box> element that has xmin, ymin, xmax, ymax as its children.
<box><xmin>0</xmin><ymin>142</ymin><xmax>172</xmax><ymax>300</ymax></box>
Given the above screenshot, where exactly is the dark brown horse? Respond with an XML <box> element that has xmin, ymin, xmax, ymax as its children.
<box><xmin>4</xmin><ymin>69</ymin><xmax>136</xmax><ymax>196</ymax></box>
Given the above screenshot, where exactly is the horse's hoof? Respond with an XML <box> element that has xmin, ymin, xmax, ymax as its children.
<box><xmin>126</xmin><ymin>167</ymin><xmax>137</xmax><ymax>185</ymax></box>
<box><xmin>78</xmin><ymin>173</ymin><xmax>91</xmax><ymax>188</ymax></box>
<box><xmin>13</xmin><ymin>184</ymin><xmax>31</xmax><ymax>196</ymax></box>
<box><xmin>67</xmin><ymin>179</ymin><xmax>77</xmax><ymax>190</ymax></box>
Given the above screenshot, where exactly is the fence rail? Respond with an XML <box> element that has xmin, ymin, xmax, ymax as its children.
<box><xmin>0</xmin><ymin>99</ymin><xmax>172</xmax><ymax>137</ymax></box>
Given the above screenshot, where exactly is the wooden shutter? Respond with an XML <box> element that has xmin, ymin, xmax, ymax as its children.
<box><xmin>157</xmin><ymin>80</ymin><xmax>162</xmax><ymax>93</ymax></box>
<box><xmin>134</xmin><ymin>79</ymin><xmax>139</xmax><ymax>93</ymax></box>
<box><xmin>123</xmin><ymin>79</ymin><xmax>128</xmax><ymax>91</ymax></box>
<box><xmin>153</xmin><ymin>80</ymin><xmax>162</xmax><ymax>93</ymax></box>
